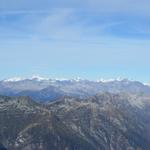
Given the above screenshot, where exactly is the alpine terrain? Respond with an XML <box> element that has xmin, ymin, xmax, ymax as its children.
<box><xmin>0</xmin><ymin>77</ymin><xmax>150</xmax><ymax>150</ymax></box>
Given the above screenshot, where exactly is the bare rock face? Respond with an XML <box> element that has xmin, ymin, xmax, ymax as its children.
<box><xmin>0</xmin><ymin>93</ymin><xmax>150</xmax><ymax>150</ymax></box>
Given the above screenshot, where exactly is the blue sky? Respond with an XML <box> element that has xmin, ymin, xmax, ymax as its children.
<box><xmin>0</xmin><ymin>0</ymin><xmax>150</xmax><ymax>82</ymax></box>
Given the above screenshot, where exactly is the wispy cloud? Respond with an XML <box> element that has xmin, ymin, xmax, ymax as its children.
<box><xmin>1</xmin><ymin>0</ymin><xmax>150</xmax><ymax>15</ymax></box>
<box><xmin>0</xmin><ymin>0</ymin><xmax>150</xmax><ymax>41</ymax></box>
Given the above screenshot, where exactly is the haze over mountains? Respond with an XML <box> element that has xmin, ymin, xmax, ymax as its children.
<box><xmin>0</xmin><ymin>76</ymin><xmax>150</xmax><ymax>101</ymax></box>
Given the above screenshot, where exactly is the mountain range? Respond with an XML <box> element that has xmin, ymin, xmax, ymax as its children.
<box><xmin>0</xmin><ymin>76</ymin><xmax>150</xmax><ymax>101</ymax></box>
<box><xmin>0</xmin><ymin>93</ymin><xmax>150</xmax><ymax>150</ymax></box>
<box><xmin>1</xmin><ymin>76</ymin><xmax>150</xmax><ymax>150</ymax></box>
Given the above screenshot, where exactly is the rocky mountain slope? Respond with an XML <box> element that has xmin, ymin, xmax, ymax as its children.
<box><xmin>0</xmin><ymin>93</ymin><xmax>150</xmax><ymax>150</ymax></box>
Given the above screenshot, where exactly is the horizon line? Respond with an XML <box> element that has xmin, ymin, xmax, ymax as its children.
<box><xmin>1</xmin><ymin>75</ymin><xmax>150</xmax><ymax>85</ymax></box>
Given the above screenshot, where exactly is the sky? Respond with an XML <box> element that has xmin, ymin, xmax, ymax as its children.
<box><xmin>0</xmin><ymin>0</ymin><xmax>150</xmax><ymax>83</ymax></box>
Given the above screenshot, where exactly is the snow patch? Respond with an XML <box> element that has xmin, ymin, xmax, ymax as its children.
<box><xmin>97</xmin><ymin>77</ymin><xmax>126</xmax><ymax>83</ymax></box>
<box><xmin>30</xmin><ymin>75</ymin><xmax>49</xmax><ymax>81</ymax></box>
<box><xmin>3</xmin><ymin>75</ymin><xmax>49</xmax><ymax>82</ymax></box>
<box><xmin>3</xmin><ymin>77</ymin><xmax>25</xmax><ymax>82</ymax></box>
<box><xmin>143</xmin><ymin>83</ymin><xmax>150</xmax><ymax>86</ymax></box>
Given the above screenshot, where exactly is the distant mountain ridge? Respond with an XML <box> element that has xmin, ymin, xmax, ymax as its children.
<box><xmin>0</xmin><ymin>76</ymin><xmax>150</xmax><ymax>101</ymax></box>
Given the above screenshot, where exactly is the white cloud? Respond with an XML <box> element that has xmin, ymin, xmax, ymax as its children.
<box><xmin>31</xmin><ymin>9</ymin><xmax>86</xmax><ymax>40</ymax></box>
<box><xmin>0</xmin><ymin>0</ymin><xmax>150</xmax><ymax>42</ymax></box>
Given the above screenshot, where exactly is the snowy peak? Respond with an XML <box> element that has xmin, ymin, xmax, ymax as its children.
<box><xmin>30</xmin><ymin>75</ymin><xmax>49</xmax><ymax>81</ymax></box>
<box><xmin>0</xmin><ymin>76</ymin><xmax>150</xmax><ymax>101</ymax></box>
<box><xmin>2</xmin><ymin>76</ymin><xmax>84</xmax><ymax>83</ymax></box>
<box><xmin>97</xmin><ymin>77</ymin><xmax>132</xmax><ymax>83</ymax></box>
<box><xmin>3</xmin><ymin>77</ymin><xmax>25</xmax><ymax>82</ymax></box>
<box><xmin>3</xmin><ymin>76</ymin><xmax>49</xmax><ymax>82</ymax></box>
<box><xmin>2</xmin><ymin>76</ymin><xmax>150</xmax><ymax>86</ymax></box>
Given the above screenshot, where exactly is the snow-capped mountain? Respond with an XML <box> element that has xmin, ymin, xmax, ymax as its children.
<box><xmin>0</xmin><ymin>76</ymin><xmax>150</xmax><ymax>101</ymax></box>
<box><xmin>3</xmin><ymin>76</ymin><xmax>51</xmax><ymax>82</ymax></box>
<box><xmin>1</xmin><ymin>78</ymin><xmax>150</xmax><ymax>150</ymax></box>
<box><xmin>3</xmin><ymin>76</ymin><xmax>82</xmax><ymax>83</ymax></box>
